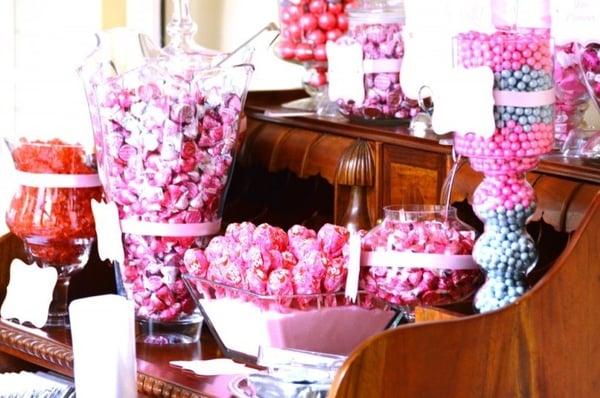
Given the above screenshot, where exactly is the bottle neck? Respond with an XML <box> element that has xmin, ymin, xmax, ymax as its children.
<box><xmin>166</xmin><ymin>0</ymin><xmax>198</xmax><ymax>52</ymax></box>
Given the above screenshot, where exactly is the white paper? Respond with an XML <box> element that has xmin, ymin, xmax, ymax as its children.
<box><xmin>91</xmin><ymin>199</ymin><xmax>125</xmax><ymax>264</ymax></box>
<box><xmin>170</xmin><ymin>359</ymin><xmax>252</xmax><ymax>376</ymax></box>
<box><xmin>400</xmin><ymin>29</ymin><xmax>454</xmax><ymax>100</ymax></box>
<box><xmin>69</xmin><ymin>295</ymin><xmax>137</xmax><ymax>398</ymax></box>
<box><xmin>326</xmin><ymin>40</ymin><xmax>365</xmax><ymax>105</ymax></box>
<box><xmin>0</xmin><ymin>260</ymin><xmax>57</xmax><ymax>328</ymax></box>
<box><xmin>344</xmin><ymin>231</ymin><xmax>361</xmax><ymax>302</ymax></box>
<box><xmin>551</xmin><ymin>0</ymin><xmax>600</xmax><ymax>45</ymax></box>
<box><xmin>431</xmin><ymin>66</ymin><xmax>496</xmax><ymax>138</ymax></box>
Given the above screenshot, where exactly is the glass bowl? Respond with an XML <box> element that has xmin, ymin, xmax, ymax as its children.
<box><xmin>183</xmin><ymin>274</ymin><xmax>401</xmax><ymax>363</ymax></box>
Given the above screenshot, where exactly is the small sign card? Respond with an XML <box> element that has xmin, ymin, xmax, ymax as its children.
<box><xmin>0</xmin><ymin>259</ymin><xmax>57</xmax><ymax>328</ymax></box>
<box><xmin>431</xmin><ymin>66</ymin><xmax>496</xmax><ymax>138</ymax></box>
<box><xmin>91</xmin><ymin>199</ymin><xmax>125</xmax><ymax>264</ymax></box>
<box><xmin>327</xmin><ymin>39</ymin><xmax>365</xmax><ymax>105</ymax></box>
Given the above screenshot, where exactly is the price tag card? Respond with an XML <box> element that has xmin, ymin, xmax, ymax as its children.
<box><xmin>326</xmin><ymin>39</ymin><xmax>365</xmax><ymax>105</ymax></box>
<box><xmin>0</xmin><ymin>259</ymin><xmax>57</xmax><ymax>328</ymax></box>
<box><xmin>431</xmin><ymin>66</ymin><xmax>496</xmax><ymax>138</ymax></box>
<box><xmin>91</xmin><ymin>199</ymin><xmax>125</xmax><ymax>264</ymax></box>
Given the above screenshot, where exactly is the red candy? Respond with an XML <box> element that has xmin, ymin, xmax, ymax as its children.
<box><xmin>6</xmin><ymin>140</ymin><xmax>102</xmax><ymax>266</ymax></box>
<box><xmin>276</xmin><ymin>0</ymin><xmax>353</xmax><ymax>64</ymax></box>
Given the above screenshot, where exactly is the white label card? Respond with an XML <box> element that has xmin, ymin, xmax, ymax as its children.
<box><xmin>344</xmin><ymin>231</ymin><xmax>361</xmax><ymax>303</ymax></box>
<box><xmin>91</xmin><ymin>199</ymin><xmax>125</xmax><ymax>264</ymax></box>
<box><xmin>327</xmin><ymin>40</ymin><xmax>365</xmax><ymax>105</ymax></box>
<box><xmin>401</xmin><ymin>29</ymin><xmax>454</xmax><ymax>100</ymax></box>
<box><xmin>1</xmin><ymin>260</ymin><xmax>57</xmax><ymax>328</ymax></box>
<box><xmin>431</xmin><ymin>66</ymin><xmax>496</xmax><ymax>138</ymax></box>
<box><xmin>552</xmin><ymin>0</ymin><xmax>600</xmax><ymax>45</ymax></box>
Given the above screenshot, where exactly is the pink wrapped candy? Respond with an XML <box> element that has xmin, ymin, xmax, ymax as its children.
<box><xmin>185</xmin><ymin>222</ymin><xmax>351</xmax><ymax>303</ymax></box>
<box><xmin>360</xmin><ymin>207</ymin><xmax>482</xmax><ymax>307</ymax></box>
<box><xmin>317</xmin><ymin>223</ymin><xmax>349</xmax><ymax>259</ymax></box>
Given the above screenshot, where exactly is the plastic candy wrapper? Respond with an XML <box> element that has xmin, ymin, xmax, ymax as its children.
<box><xmin>182</xmin><ymin>222</ymin><xmax>399</xmax><ymax>359</ymax></box>
<box><xmin>359</xmin><ymin>206</ymin><xmax>483</xmax><ymax>307</ymax></box>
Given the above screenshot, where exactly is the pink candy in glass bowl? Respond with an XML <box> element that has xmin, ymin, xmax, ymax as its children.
<box><xmin>359</xmin><ymin>206</ymin><xmax>483</xmax><ymax>308</ymax></box>
<box><xmin>80</xmin><ymin>30</ymin><xmax>254</xmax><ymax>344</ymax></box>
<box><xmin>181</xmin><ymin>221</ymin><xmax>400</xmax><ymax>361</ymax></box>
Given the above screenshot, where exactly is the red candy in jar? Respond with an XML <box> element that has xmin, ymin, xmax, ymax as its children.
<box><xmin>276</xmin><ymin>0</ymin><xmax>354</xmax><ymax>64</ymax></box>
<box><xmin>6</xmin><ymin>139</ymin><xmax>102</xmax><ymax>267</ymax></box>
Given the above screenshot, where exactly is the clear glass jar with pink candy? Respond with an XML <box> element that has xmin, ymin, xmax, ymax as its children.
<box><xmin>453</xmin><ymin>25</ymin><xmax>554</xmax><ymax>312</ymax></box>
<box><xmin>554</xmin><ymin>42</ymin><xmax>590</xmax><ymax>147</ymax></box>
<box><xmin>334</xmin><ymin>0</ymin><xmax>419</xmax><ymax>122</ymax></box>
<box><xmin>80</xmin><ymin>3</ymin><xmax>254</xmax><ymax>344</ymax></box>
<box><xmin>359</xmin><ymin>205</ymin><xmax>483</xmax><ymax>308</ymax></box>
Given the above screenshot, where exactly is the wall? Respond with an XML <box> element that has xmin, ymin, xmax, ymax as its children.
<box><xmin>165</xmin><ymin>0</ymin><xmax>303</xmax><ymax>91</ymax></box>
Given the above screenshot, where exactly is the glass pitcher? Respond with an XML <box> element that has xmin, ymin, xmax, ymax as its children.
<box><xmin>79</xmin><ymin>3</ymin><xmax>254</xmax><ymax>344</ymax></box>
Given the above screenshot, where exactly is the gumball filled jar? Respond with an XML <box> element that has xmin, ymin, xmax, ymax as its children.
<box><xmin>454</xmin><ymin>25</ymin><xmax>554</xmax><ymax>312</ymax></box>
<box><xmin>275</xmin><ymin>0</ymin><xmax>353</xmax><ymax>109</ymax></box>
<box><xmin>334</xmin><ymin>0</ymin><xmax>419</xmax><ymax>122</ymax></box>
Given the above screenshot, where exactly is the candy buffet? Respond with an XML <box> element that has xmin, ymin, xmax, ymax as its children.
<box><xmin>1</xmin><ymin>0</ymin><xmax>600</xmax><ymax>397</ymax></box>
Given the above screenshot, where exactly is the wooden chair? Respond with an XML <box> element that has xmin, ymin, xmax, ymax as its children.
<box><xmin>329</xmin><ymin>164</ymin><xmax>600</xmax><ymax>398</ymax></box>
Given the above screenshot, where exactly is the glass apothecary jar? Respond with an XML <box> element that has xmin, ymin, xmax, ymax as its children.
<box><xmin>333</xmin><ymin>0</ymin><xmax>419</xmax><ymax>122</ymax></box>
<box><xmin>359</xmin><ymin>205</ymin><xmax>483</xmax><ymax>307</ymax></box>
<box><xmin>6</xmin><ymin>139</ymin><xmax>102</xmax><ymax>327</ymax></box>
<box><xmin>275</xmin><ymin>0</ymin><xmax>353</xmax><ymax>92</ymax></box>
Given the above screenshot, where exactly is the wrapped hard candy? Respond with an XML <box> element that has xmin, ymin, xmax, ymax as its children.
<box><xmin>253</xmin><ymin>223</ymin><xmax>289</xmax><ymax>251</ymax></box>
<box><xmin>317</xmin><ymin>223</ymin><xmax>349</xmax><ymax>258</ymax></box>
<box><xmin>360</xmin><ymin>207</ymin><xmax>482</xmax><ymax>307</ymax></box>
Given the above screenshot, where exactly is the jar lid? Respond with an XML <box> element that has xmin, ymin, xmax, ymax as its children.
<box><xmin>349</xmin><ymin>0</ymin><xmax>405</xmax><ymax>24</ymax></box>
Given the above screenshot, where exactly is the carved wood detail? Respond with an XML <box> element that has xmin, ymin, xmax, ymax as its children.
<box><xmin>0</xmin><ymin>322</ymin><xmax>73</xmax><ymax>370</ymax></box>
<box><xmin>137</xmin><ymin>373</ymin><xmax>205</xmax><ymax>398</ymax></box>
<box><xmin>336</xmin><ymin>139</ymin><xmax>375</xmax><ymax>187</ymax></box>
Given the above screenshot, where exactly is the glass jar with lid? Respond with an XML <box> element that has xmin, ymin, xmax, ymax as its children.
<box><xmin>333</xmin><ymin>0</ymin><xmax>419</xmax><ymax>122</ymax></box>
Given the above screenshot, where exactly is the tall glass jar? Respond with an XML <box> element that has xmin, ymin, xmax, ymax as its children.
<box><xmin>334</xmin><ymin>0</ymin><xmax>419</xmax><ymax>122</ymax></box>
<box><xmin>360</xmin><ymin>205</ymin><xmax>482</xmax><ymax>308</ymax></box>
<box><xmin>454</xmin><ymin>26</ymin><xmax>554</xmax><ymax>312</ymax></box>
<box><xmin>80</xmin><ymin>1</ymin><xmax>254</xmax><ymax>344</ymax></box>
<box><xmin>275</xmin><ymin>0</ymin><xmax>353</xmax><ymax>97</ymax></box>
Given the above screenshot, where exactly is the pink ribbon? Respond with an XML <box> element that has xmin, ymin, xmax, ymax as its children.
<box><xmin>493</xmin><ymin>89</ymin><xmax>555</xmax><ymax>107</ymax></box>
<box><xmin>120</xmin><ymin>219</ymin><xmax>222</xmax><ymax>238</ymax></box>
<box><xmin>14</xmin><ymin>170</ymin><xmax>102</xmax><ymax>188</ymax></box>
<box><xmin>363</xmin><ymin>59</ymin><xmax>402</xmax><ymax>74</ymax></box>
<box><xmin>361</xmin><ymin>250</ymin><xmax>479</xmax><ymax>270</ymax></box>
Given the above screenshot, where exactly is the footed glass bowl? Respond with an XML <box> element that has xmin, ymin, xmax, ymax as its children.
<box><xmin>183</xmin><ymin>275</ymin><xmax>401</xmax><ymax>363</ymax></box>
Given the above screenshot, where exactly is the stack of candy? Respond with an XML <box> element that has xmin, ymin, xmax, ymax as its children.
<box><xmin>580</xmin><ymin>43</ymin><xmax>600</xmax><ymax>113</ymax></box>
<box><xmin>454</xmin><ymin>30</ymin><xmax>554</xmax><ymax>173</ymax></box>
<box><xmin>454</xmin><ymin>29</ymin><xmax>553</xmax><ymax>312</ymax></box>
<box><xmin>335</xmin><ymin>14</ymin><xmax>419</xmax><ymax>120</ymax></box>
<box><xmin>471</xmin><ymin>175</ymin><xmax>537</xmax><ymax>311</ymax></box>
<box><xmin>359</xmin><ymin>215</ymin><xmax>482</xmax><ymax>307</ymax></box>
<box><xmin>92</xmin><ymin>64</ymin><xmax>251</xmax><ymax>322</ymax></box>
<box><xmin>275</xmin><ymin>0</ymin><xmax>353</xmax><ymax>89</ymax></box>
<box><xmin>554</xmin><ymin>42</ymin><xmax>590</xmax><ymax>144</ymax></box>
<box><xmin>183</xmin><ymin>222</ymin><xmax>351</xmax><ymax>307</ymax></box>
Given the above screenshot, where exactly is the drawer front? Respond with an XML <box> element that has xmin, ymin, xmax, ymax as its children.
<box><xmin>381</xmin><ymin>144</ymin><xmax>451</xmax><ymax>214</ymax></box>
